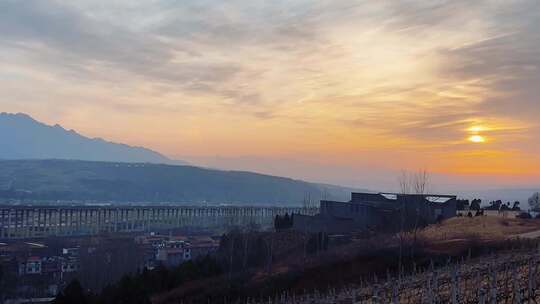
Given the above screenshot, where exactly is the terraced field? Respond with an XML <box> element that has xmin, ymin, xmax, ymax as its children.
<box><xmin>251</xmin><ymin>249</ymin><xmax>540</xmax><ymax>303</ymax></box>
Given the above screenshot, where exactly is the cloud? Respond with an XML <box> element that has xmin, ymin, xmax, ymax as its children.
<box><xmin>442</xmin><ymin>30</ymin><xmax>540</xmax><ymax>119</ymax></box>
<box><xmin>0</xmin><ymin>0</ymin><xmax>240</xmax><ymax>89</ymax></box>
<box><xmin>0</xmin><ymin>0</ymin><xmax>539</xmax><ymax>183</ymax></box>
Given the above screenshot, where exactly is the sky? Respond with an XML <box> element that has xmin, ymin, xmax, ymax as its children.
<box><xmin>0</xmin><ymin>0</ymin><xmax>539</xmax><ymax>192</ymax></box>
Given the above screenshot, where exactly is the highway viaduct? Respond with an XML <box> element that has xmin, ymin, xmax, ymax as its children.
<box><xmin>0</xmin><ymin>205</ymin><xmax>317</xmax><ymax>240</ymax></box>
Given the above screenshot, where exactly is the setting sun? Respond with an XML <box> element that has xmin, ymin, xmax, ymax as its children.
<box><xmin>469</xmin><ymin>135</ymin><xmax>486</xmax><ymax>143</ymax></box>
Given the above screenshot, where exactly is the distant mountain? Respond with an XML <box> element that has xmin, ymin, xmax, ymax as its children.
<box><xmin>0</xmin><ymin>159</ymin><xmax>355</xmax><ymax>205</ymax></box>
<box><xmin>0</xmin><ymin>112</ymin><xmax>185</xmax><ymax>165</ymax></box>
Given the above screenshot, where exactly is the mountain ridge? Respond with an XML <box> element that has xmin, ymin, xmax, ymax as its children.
<box><xmin>0</xmin><ymin>112</ymin><xmax>360</xmax><ymax>205</ymax></box>
<box><xmin>0</xmin><ymin>159</ymin><xmax>356</xmax><ymax>205</ymax></box>
<box><xmin>0</xmin><ymin>112</ymin><xmax>185</xmax><ymax>165</ymax></box>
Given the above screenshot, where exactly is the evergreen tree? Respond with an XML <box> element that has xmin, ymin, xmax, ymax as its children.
<box><xmin>53</xmin><ymin>280</ymin><xmax>87</xmax><ymax>304</ymax></box>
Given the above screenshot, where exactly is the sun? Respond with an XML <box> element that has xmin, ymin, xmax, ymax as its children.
<box><xmin>468</xmin><ymin>135</ymin><xmax>486</xmax><ymax>143</ymax></box>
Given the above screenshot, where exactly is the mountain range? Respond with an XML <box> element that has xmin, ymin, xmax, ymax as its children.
<box><xmin>0</xmin><ymin>112</ymin><xmax>184</xmax><ymax>165</ymax></box>
<box><xmin>3</xmin><ymin>112</ymin><xmax>534</xmax><ymax>205</ymax></box>
<box><xmin>0</xmin><ymin>113</ymin><xmax>354</xmax><ymax>205</ymax></box>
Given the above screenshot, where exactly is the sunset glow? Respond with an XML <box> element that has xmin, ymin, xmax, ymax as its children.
<box><xmin>3</xmin><ymin>2</ymin><xmax>540</xmax><ymax>301</ymax></box>
<box><xmin>1</xmin><ymin>0</ymin><xmax>539</xmax><ymax>190</ymax></box>
<box><xmin>468</xmin><ymin>126</ymin><xmax>488</xmax><ymax>133</ymax></box>
<box><xmin>469</xmin><ymin>135</ymin><xmax>486</xmax><ymax>143</ymax></box>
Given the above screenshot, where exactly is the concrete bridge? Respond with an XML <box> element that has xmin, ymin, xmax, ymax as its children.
<box><xmin>0</xmin><ymin>205</ymin><xmax>317</xmax><ymax>240</ymax></box>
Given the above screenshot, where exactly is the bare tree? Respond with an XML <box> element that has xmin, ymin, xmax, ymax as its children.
<box><xmin>528</xmin><ymin>192</ymin><xmax>540</xmax><ymax>211</ymax></box>
<box><xmin>267</xmin><ymin>233</ymin><xmax>274</xmax><ymax>274</ymax></box>
<box><xmin>399</xmin><ymin>169</ymin><xmax>430</xmax><ymax>195</ymax></box>
<box><xmin>412</xmin><ymin>170</ymin><xmax>429</xmax><ymax>195</ymax></box>
<box><xmin>242</xmin><ymin>228</ymin><xmax>250</xmax><ymax>271</ymax></box>
<box><xmin>397</xmin><ymin>169</ymin><xmax>431</xmax><ymax>268</ymax></box>
<box><xmin>228</xmin><ymin>235</ymin><xmax>234</xmax><ymax>282</ymax></box>
<box><xmin>396</xmin><ymin>171</ymin><xmax>408</xmax><ymax>276</ymax></box>
<box><xmin>300</xmin><ymin>192</ymin><xmax>316</xmax><ymax>263</ymax></box>
<box><xmin>302</xmin><ymin>192</ymin><xmax>318</xmax><ymax>212</ymax></box>
<box><xmin>322</xmin><ymin>189</ymin><xmax>329</xmax><ymax>201</ymax></box>
<box><xmin>411</xmin><ymin>170</ymin><xmax>429</xmax><ymax>257</ymax></box>
<box><xmin>399</xmin><ymin>170</ymin><xmax>412</xmax><ymax>194</ymax></box>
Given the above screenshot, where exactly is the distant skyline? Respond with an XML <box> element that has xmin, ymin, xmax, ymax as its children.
<box><xmin>1</xmin><ymin>1</ymin><xmax>539</xmax><ymax>191</ymax></box>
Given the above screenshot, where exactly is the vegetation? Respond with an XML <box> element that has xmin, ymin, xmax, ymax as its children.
<box><xmin>98</xmin><ymin>256</ymin><xmax>222</xmax><ymax>304</ymax></box>
<box><xmin>470</xmin><ymin>199</ymin><xmax>482</xmax><ymax>210</ymax></box>
<box><xmin>530</xmin><ymin>192</ymin><xmax>540</xmax><ymax>211</ymax></box>
<box><xmin>55</xmin><ymin>256</ymin><xmax>223</xmax><ymax>304</ymax></box>
<box><xmin>0</xmin><ymin>159</ymin><xmax>353</xmax><ymax>205</ymax></box>
<box><xmin>154</xmin><ymin>217</ymin><xmax>540</xmax><ymax>304</ymax></box>
<box><xmin>274</xmin><ymin>214</ymin><xmax>294</xmax><ymax>230</ymax></box>
<box><xmin>51</xmin><ymin>216</ymin><xmax>540</xmax><ymax>304</ymax></box>
<box><xmin>218</xmin><ymin>231</ymin><xmax>271</xmax><ymax>273</ymax></box>
<box><xmin>246</xmin><ymin>248</ymin><xmax>540</xmax><ymax>303</ymax></box>
<box><xmin>52</xmin><ymin>280</ymin><xmax>88</xmax><ymax>304</ymax></box>
<box><xmin>0</xmin><ymin>263</ymin><xmax>18</xmax><ymax>300</ymax></box>
<box><xmin>457</xmin><ymin>198</ymin><xmax>523</xmax><ymax>212</ymax></box>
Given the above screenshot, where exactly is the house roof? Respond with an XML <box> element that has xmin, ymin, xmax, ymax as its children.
<box><xmin>378</xmin><ymin>193</ymin><xmax>456</xmax><ymax>204</ymax></box>
<box><xmin>27</xmin><ymin>256</ymin><xmax>41</xmax><ymax>261</ymax></box>
<box><xmin>344</xmin><ymin>192</ymin><xmax>457</xmax><ymax>208</ymax></box>
<box><xmin>425</xmin><ymin>196</ymin><xmax>454</xmax><ymax>204</ymax></box>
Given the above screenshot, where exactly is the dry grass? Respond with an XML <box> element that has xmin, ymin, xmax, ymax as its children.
<box><xmin>153</xmin><ymin>217</ymin><xmax>540</xmax><ymax>303</ymax></box>
<box><xmin>420</xmin><ymin>216</ymin><xmax>540</xmax><ymax>242</ymax></box>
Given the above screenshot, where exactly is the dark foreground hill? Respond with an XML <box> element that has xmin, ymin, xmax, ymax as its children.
<box><xmin>0</xmin><ymin>159</ymin><xmax>354</xmax><ymax>205</ymax></box>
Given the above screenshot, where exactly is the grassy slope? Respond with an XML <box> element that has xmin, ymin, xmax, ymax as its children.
<box><xmin>421</xmin><ymin>216</ymin><xmax>540</xmax><ymax>241</ymax></box>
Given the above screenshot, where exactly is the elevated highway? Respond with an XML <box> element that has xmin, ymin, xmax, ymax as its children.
<box><xmin>0</xmin><ymin>205</ymin><xmax>317</xmax><ymax>239</ymax></box>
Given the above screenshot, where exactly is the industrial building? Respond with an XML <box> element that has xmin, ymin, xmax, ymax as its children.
<box><xmin>293</xmin><ymin>192</ymin><xmax>457</xmax><ymax>234</ymax></box>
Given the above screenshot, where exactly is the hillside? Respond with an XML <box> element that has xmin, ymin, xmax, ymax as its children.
<box><xmin>153</xmin><ymin>217</ymin><xmax>540</xmax><ymax>304</ymax></box>
<box><xmin>0</xmin><ymin>159</ymin><xmax>354</xmax><ymax>205</ymax></box>
<box><xmin>0</xmin><ymin>112</ymin><xmax>184</xmax><ymax>165</ymax></box>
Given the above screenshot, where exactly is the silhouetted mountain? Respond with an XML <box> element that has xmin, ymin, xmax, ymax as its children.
<box><xmin>0</xmin><ymin>160</ymin><xmax>355</xmax><ymax>205</ymax></box>
<box><xmin>0</xmin><ymin>112</ymin><xmax>185</xmax><ymax>164</ymax></box>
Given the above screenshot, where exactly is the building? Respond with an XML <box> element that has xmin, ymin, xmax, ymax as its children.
<box><xmin>293</xmin><ymin>192</ymin><xmax>456</xmax><ymax>234</ymax></box>
<box><xmin>41</xmin><ymin>257</ymin><xmax>61</xmax><ymax>275</ymax></box>
<box><xmin>190</xmin><ymin>238</ymin><xmax>219</xmax><ymax>259</ymax></box>
<box><xmin>135</xmin><ymin>233</ymin><xmax>219</xmax><ymax>268</ymax></box>
<box><xmin>155</xmin><ymin>237</ymin><xmax>219</xmax><ymax>266</ymax></box>
<box><xmin>156</xmin><ymin>241</ymin><xmax>191</xmax><ymax>266</ymax></box>
<box><xmin>19</xmin><ymin>256</ymin><xmax>42</xmax><ymax>275</ymax></box>
<box><xmin>60</xmin><ymin>257</ymin><xmax>79</xmax><ymax>273</ymax></box>
<box><xmin>61</xmin><ymin>247</ymin><xmax>79</xmax><ymax>257</ymax></box>
<box><xmin>60</xmin><ymin>246</ymin><xmax>80</xmax><ymax>273</ymax></box>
